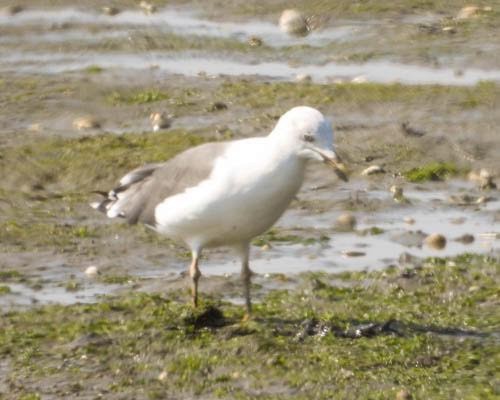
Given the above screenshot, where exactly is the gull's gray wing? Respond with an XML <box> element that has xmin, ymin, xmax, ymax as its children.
<box><xmin>92</xmin><ymin>142</ymin><xmax>228</xmax><ymax>225</ymax></box>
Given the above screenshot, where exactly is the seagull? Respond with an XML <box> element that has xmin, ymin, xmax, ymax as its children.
<box><xmin>92</xmin><ymin>106</ymin><xmax>348</xmax><ymax>316</ymax></box>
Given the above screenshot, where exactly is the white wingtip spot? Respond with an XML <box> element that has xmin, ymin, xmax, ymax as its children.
<box><xmin>107</xmin><ymin>209</ymin><xmax>120</xmax><ymax>218</ymax></box>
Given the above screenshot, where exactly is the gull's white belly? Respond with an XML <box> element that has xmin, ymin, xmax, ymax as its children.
<box><xmin>155</xmin><ymin>145</ymin><xmax>304</xmax><ymax>249</ymax></box>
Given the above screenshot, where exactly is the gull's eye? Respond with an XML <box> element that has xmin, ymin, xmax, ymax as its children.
<box><xmin>303</xmin><ymin>133</ymin><xmax>315</xmax><ymax>143</ymax></box>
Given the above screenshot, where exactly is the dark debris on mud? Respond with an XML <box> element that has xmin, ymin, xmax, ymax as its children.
<box><xmin>294</xmin><ymin>318</ymin><xmax>494</xmax><ymax>341</ymax></box>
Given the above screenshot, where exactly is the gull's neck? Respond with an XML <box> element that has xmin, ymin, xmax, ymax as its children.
<box><xmin>266</xmin><ymin>126</ymin><xmax>304</xmax><ymax>165</ymax></box>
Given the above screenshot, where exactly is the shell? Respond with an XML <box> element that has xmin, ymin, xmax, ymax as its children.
<box><xmin>84</xmin><ymin>265</ymin><xmax>99</xmax><ymax>277</ymax></box>
<box><xmin>102</xmin><ymin>6</ymin><xmax>120</xmax><ymax>16</ymax></box>
<box><xmin>361</xmin><ymin>165</ymin><xmax>385</xmax><ymax>176</ymax></box>
<box><xmin>150</xmin><ymin>112</ymin><xmax>172</xmax><ymax>131</ymax></box>
<box><xmin>279</xmin><ymin>9</ymin><xmax>309</xmax><ymax>36</ymax></box>
<box><xmin>295</xmin><ymin>73</ymin><xmax>312</xmax><ymax>83</ymax></box>
<box><xmin>1</xmin><ymin>5</ymin><xmax>24</xmax><ymax>16</ymax></box>
<box><xmin>424</xmin><ymin>233</ymin><xmax>447</xmax><ymax>250</ymax></box>
<box><xmin>335</xmin><ymin>213</ymin><xmax>357</xmax><ymax>231</ymax></box>
<box><xmin>73</xmin><ymin>116</ymin><xmax>101</xmax><ymax>130</ymax></box>
<box><xmin>456</xmin><ymin>6</ymin><xmax>480</xmax><ymax>20</ymax></box>
<box><xmin>248</xmin><ymin>36</ymin><xmax>263</xmax><ymax>47</ymax></box>
<box><xmin>139</xmin><ymin>1</ymin><xmax>157</xmax><ymax>14</ymax></box>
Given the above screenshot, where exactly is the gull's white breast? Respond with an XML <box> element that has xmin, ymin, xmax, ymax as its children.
<box><xmin>154</xmin><ymin>137</ymin><xmax>305</xmax><ymax>248</ymax></box>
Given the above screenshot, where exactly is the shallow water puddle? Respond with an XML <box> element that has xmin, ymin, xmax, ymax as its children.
<box><xmin>1</xmin><ymin>181</ymin><xmax>498</xmax><ymax>308</ymax></box>
<box><xmin>201</xmin><ymin>180</ymin><xmax>499</xmax><ymax>276</ymax></box>
<box><xmin>0</xmin><ymin>7</ymin><xmax>363</xmax><ymax>47</ymax></box>
<box><xmin>5</xmin><ymin>52</ymin><xmax>500</xmax><ymax>86</ymax></box>
<box><xmin>1</xmin><ymin>282</ymin><xmax>118</xmax><ymax>308</ymax></box>
<box><xmin>2</xmin><ymin>8</ymin><xmax>500</xmax><ymax>85</ymax></box>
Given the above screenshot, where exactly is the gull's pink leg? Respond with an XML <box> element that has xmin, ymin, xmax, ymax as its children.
<box><xmin>189</xmin><ymin>251</ymin><xmax>201</xmax><ymax>307</ymax></box>
<box><xmin>238</xmin><ymin>243</ymin><xmax>253</xmax><ymax>318</ymax></box>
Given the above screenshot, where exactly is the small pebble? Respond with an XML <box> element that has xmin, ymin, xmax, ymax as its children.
<box><xmin>401</xmin><ymin>121</ymin><xmax>426</xmax><ymax>137</ymax></box>
<box><xmin>442</xmin><ymin>26</ymin><xmax>457</xmax><ymax>34</ymax></box>
<box><xmin>478</xmin><ymin>232</ymin><xmax>500</xmax><ymax>239</ymax></box>
<box><xmin>158</xmin><ymin>371</ymin><xmax>168</xmax><ymax>381</ymax></box>
<box><xmin>395</xmin><ymin>389</ymin><xmax>413</xmax><ymax>400</ymax></box>
<box><xmin>468</xmin><ymin>169</ymin><xmax>496</xmax><ymax>190</ymax></box>
<box><xmin>209</xmin><ymin>101</ymin><xmax>228</xmax><ymax>112</ymax></box>
<box><xmin>73</xmin><ymin>116</ymin><xmax>100</xmax><ymax>130</ymax></box>
<box><xmin>330</xmin><ymin>78</ymin><xmax>345</xmax><ymax>84</ymax></box>
<box><xmin>85</xmin><ymin>265</ymin><xmax>99</xmax><ymax>277</ymax></box>
<box><xmin>390</xmin><ymin>185</ymin><xmax>407</xmax><ymax>203</ymax></box>
<box><xmin>403</xmin><ymin>217</ymin><xmax>415</xmax><ymax>224</ymax></box>
<box><xmin>424</xmin><ymin>233</ymin><xmax>447</xmax><ymax>250</ymax></box>
<box><xmin>448</xmin><ymin>194</ymin><xmax>475</xmax><ymax>205</ymax></box>
<box><xmin>279</xmin><ymin>9</ymin><xmax>309</xmax><ymax>36</ymax></box>
<box><xmin>248</xmin><ymin>36</ymin><xmax>263</xmax><ymax>47</ymax></box>
<box><xmin>305</xmin><ymin>14</ymin><xmax>328</xmax><ymax>31</ymax></box>
<box><xmin>467</xmin><ymin>170</ymin><xmax>480</xmax><ymax>182</ymax></box>
<box><xmin>102</xmin><ymin>6</ymin><xmax>120</xmax><ymax>16</ymax></box>
<box><xmin>455</xmin><ymin>234</ymin><xmax>474</xmax><ymax>244</ymax></box>
<box><xmin>456</xmin><ymin>6</ymin><xmax>480</xmax><ymax>20</ymax></box>
<box><xmin>28</xmin><ymin>123</ymin><xmax>42</xmax><ymax>132</ymax></box>
<box><xmin>351</xmin><ymin>75</ymin><xmax>368</xmax><ymax>84</ymax></box>
<box><xmin>335</xmin><ymin>213</ymin><xmax>357</xmax><ymax>231</ymax></box>
<box><xmin>139</xmin><ymin>1</ymin><xmax>156</xmax><ymax>14</ymax></box>
<box><xmin>479</xmin><ymin>169</ymin><xmax>496</xmax><ymax>190</ymax></box>
<box><xmin>340</xmin><ymin>368</ymin><xmax>355</xmax><ymax>378</ymax></box>
<box><xmin>342</xmin><ymin>250</ymin><xmax>366</xmax><ymax>258</ymax></box>
<box><xmin>295</xmin><ymin>73</ymin><xmax>312</xmax><ymax>83</ymax></box>
<box><xmin>398</xmin><ymin>252</ymin><xmax>420</xmax><ymax>268</ymax></box>
<box><xmin>361</xmin><ymin>165</ymin><xmax>385</xmax><ymax>176</ymax></box>
<box><xmin>1</xmin><ymin>5</ymin><xmax>23</xmax><ymax>16</ymax></box>
<box><xmin>150</xmin><ymin>112</ymin><xmax>171</xmax><ymax>132</ymax></box>
<box><xmin>476</xmin><ymin>196</ymin><xmax>491</xmax><ymax>204</ymax></box>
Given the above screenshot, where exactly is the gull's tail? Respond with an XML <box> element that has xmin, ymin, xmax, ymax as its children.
<box><xmin>90</xmin><ymin>163</ymin><xmax>162</xmax><ymax>224</ymax></box>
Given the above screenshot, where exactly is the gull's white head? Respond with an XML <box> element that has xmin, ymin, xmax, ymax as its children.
<box><xmin>271</xmin><ymin>106</ymin><xmax>348</xmax><ymax>181</ymax></box>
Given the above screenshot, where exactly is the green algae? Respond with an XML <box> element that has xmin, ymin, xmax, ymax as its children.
<box><xmin>84</xmin><ymin>65</ymin><xmax>103</xmax><ymax>74</ymax></box>
<box><xmin>217</xmin><ymin>80</ymin><xmax>500</xmax><ymax>110</ymax></box>
<box><xmin>0</xmin><ymin>285</ymin><xmax>11</xmax><ymax>295</ymax></box>
<box><xmin>0</xmin><ymin>221</ymin><xmax>97</xmax><ymax>250</ymax></box>
<box><xmin>205</xmin><ymin>0</ymin><xmax>500</xmax><ymax>23</ymax></box>
<box><xmin>1</xmin><ymin>254</ymin><xmax>498</xmax><ymax>399</ymax></box>
<box><xmin>59</xmin><ymin>31</ymin><xmax>257</xmax><ymax>56</ymax></box>
<box><xmin>0</xmin><ymin>130</ymin><xmax>209</xmax><ymax>252</ymax></box>
<box><xmin>99</xmin><ymin>274</ymin><xmax>135</xmax><ymax>285</ymax></box>
<box><xmin>404</xmin><ymin>162</ymin><xmax>460</xmax><ymax>182</ymax></box>
<box><xmin>0</xmin><ymin>270</ymin><xmax>25</xmax><ymax>281</ymax></box>
<box><xmin>252</xmin><ymin>227</ymin><xmax>329</xmax><ymax>247</ymax></box>
<box><xmin>107</xmin><ymin>89</ymin><xmax>170</xmax><ymax>105</ymax></box>
<box><xmin>0</xmin><ymin>130</ymin><xmax>207</xmax><ymax>195</ymax></box>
